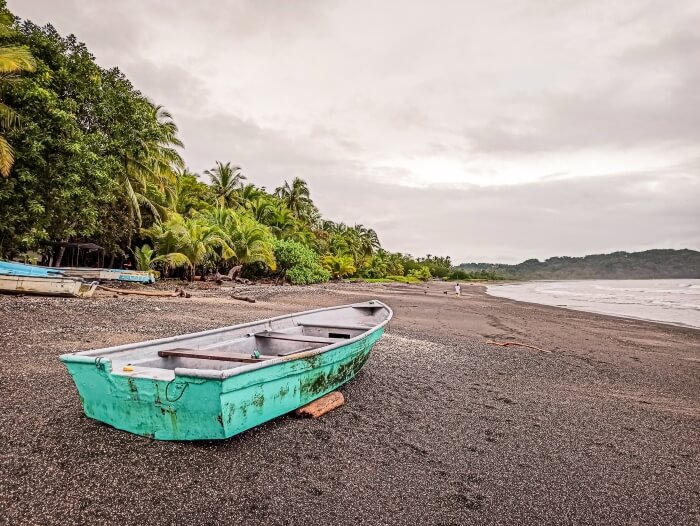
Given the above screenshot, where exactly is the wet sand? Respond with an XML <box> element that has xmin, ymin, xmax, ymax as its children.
<box><xmin>0</xmin><ymin>281</ymin><xmax>698</xmax><ymax>525</ymax></box>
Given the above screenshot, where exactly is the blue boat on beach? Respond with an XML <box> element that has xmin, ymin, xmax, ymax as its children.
<box><xmin>0</xmin><ymin>260</ymin><xmax>155</xmax><ymax>283</ymax></box>
<box><xmin>0</xmin><ymin>260</ymin><xmax>64</xmax><ymax>277</ymax></box>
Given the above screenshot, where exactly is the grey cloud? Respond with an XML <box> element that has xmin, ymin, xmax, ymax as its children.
<box><xmin>8</xmin><ymin>0</ymin><xmax>700</xmax><ymax>262</ymax></box>
<box><xmin>319</xmin><ymin>172</ymin><xmax>700</xmax><ymax>264</ymax></box>
<box><xmin>467</xmin><ymin>24</ymin><xmax>700</xmax><ymax>154</ymax></box>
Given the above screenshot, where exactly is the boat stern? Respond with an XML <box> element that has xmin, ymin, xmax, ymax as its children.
<box><xmin>60</xmin><ymin>355</ymin><xmax>229</xmax><ymax>440</ymax></box>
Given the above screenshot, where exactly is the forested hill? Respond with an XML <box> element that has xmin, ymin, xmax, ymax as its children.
<box><xmin>458</xmin><ymin>249</ymin><xmax>700</xmax><ymax>280</ymax></box>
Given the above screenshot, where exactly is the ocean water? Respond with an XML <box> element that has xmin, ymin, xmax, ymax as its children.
<box><xmin>486</xmin><ymin>279</ymin><xmax>700</xmax><ymax>329</ymax></box>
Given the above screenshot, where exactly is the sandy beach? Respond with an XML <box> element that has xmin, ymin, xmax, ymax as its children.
<box><xmin>1</xmin><ymin>281</ymin><xmax>698</xmax><ymax>525</ymax></box>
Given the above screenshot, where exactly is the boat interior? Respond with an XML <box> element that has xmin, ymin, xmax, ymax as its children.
<box><xmin>73</xmin><ymin>302</ymin><xmax>391</xmax><ymax>379</ymax></box>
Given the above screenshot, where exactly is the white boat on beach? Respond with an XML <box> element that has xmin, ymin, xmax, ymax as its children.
<box><xmin>0</xmin><ymin>274</ymin><xmax>98</xmax><ymax>298</ymax></box>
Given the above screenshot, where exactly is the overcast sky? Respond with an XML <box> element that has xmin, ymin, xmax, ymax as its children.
<box><xmin>10</xmin><ymin>0</ymin><xmax>700</xmax><ymax>263</ymax></box>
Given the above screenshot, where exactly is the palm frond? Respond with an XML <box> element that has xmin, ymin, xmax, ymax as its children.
<box><xmin>0</xmin><ymin>102</ymin><xmax>18</xmax><ymax>130</ymax></box>
<box><xmin>0</xmin><ymin>135</ymin><xmax>14</xmax><ymax>177</ymax></box>
<box><xmin>0</xmin><ymin>46</ymin><xmax>36</xmax><ymax>74</ymax></box>
<box><xmin>153</xmin><ymin>252</ymin><xmax>191</xmax><ymax>270</ymax></box>
<box><xmin>120</xmin><ymin>173</ymin><xmax>142</xmax><ymax>226</ymax></box>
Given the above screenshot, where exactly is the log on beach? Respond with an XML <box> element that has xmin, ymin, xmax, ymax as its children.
<box><xmin>97</xmin><ymin>285</ymin><xmax>182</xmax><ymax>298</ymax></box>
<box><xmin>295</xmin><ymin>391</ymin><xmax>345</xmax><ymax>418</ymax></box>
<box><xmin>231</xmin><ymin>294</ymin><xmax>256</xmax><ymax>303</ymax></box>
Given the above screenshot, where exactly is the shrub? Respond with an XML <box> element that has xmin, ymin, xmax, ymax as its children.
<box><xmin>408</xmin><ymin>265</ymin><xmax>431</xmax><ymax>281</ymax></box>
<box><xmin>274</xmin><ymin>239</ymin><xmax>330</xmax><ymax>285</ymax></box>
<box><xmin>322</xmin><ymin>254</ymin><xmax>356</xmax><ymax>279</ymax></box>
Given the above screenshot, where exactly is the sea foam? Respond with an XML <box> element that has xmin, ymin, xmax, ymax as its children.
<box><xmin>487</xmin><ymin>279</ymin><xmax>700</xmax><ymax>329</ymax></box>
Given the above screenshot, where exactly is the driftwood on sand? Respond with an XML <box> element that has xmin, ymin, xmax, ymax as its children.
<box><xmin>231</xmin><ymin>294</ymin><xmax>256</xmax><ymax>303</ymax></box>
<box><xmin>98</xmin><ymin>286</ymin><xmax>189</xmax><ymax>298</ymax></box>
<box><xmin>211</xmin><ymin>267</ymin><xmax>251</xmax><ymax>285</ymax></box>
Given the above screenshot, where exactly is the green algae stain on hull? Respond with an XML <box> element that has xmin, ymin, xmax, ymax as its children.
<box><xmin>64</xmin><ymin>328</ymin><xmax>384</xmax><ymax>441</ymax></box>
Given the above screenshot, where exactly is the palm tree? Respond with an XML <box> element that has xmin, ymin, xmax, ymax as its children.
<box><xmin>123</xmin><ymin>104</ymin><xmax>184</xmax><ymax>226</ymax></box>
<box><xmin>204</xmin><ymin>161</ymin><xmax>246</xmax><ymax>207</ymax></box>
<box><xmin>362</xmin><ymin>251</ymin><xmax>389</xmax><ymax>278</ymax></box>
<box><xmin>352</xmin><ymin>224</ymin><xmax>380</xmax><ymax>267</ymax></box>
<box><xmin>227</xmin><ymin>215</ymin><xmax>276</xmax><ymax>269</ymax></box>
<box><xmin>248</xmin><ymin>195</ymin><xmax>277</xmax><ymax>224</ymax></box>
<box><xmin>142</xmin><ymin>214</ymin><xmax>230</xmax><ymax>279</ymax></box>
<box><xmin>202</xmin><ymin>207</ymin><xmax>276</xmax><ymax>270</ymax></box>
<box><xmin>274</xmin><ymin>177</ymin><xmax>317</xmax><ymax>223</ymax></box>
<box><xmin>130</xmin><ymin>243</ymin><xmax>188</xmax><ymax>275</ymax></box>
<box><xmin>322</xmin><ymin>254</ymin><xmax>356</xmax><ymax>279</ymax></box>
<box><xmin>175</xmin><ymin>217</ymin><xmax>231</xmax><ymax>276</ymax></box>
<box><xmin>230</xmin><ymin>183</ymin><xmax>265</xmax><ymax>210</ymax></box>
<box><xmin>263</xmin><ymin>202</ymin><xmax>300</xmax><ymax>240</ymax></box>
<box><xmin>0</xmin><ymin>12</ymin><xmax>36</xmax><ymax>177</ymax></box>
<box><xmin>131</xmin><ymin>244</ymin><xmax>157</xmax><ymax>271</ymax></box>
<box><xmin>163</xmin><ymin>168</ymin><xmax>212</xmax><ymax>216</ymax></box>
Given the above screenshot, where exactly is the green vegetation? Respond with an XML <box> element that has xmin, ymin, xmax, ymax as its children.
<box><xmin>0</xmin><ymin>9</ymin><xmax>35</xmax><ymax>177</ymax></box>
<box><xmin>0</xmin><ymin>3</ymin><xmax>509</xmax><ymax>285</ymax></box>
<box><xmin>1</xmin><ymin>4</ymin><xmax>694</xmax><ymax>287</ymax></box>
<box><xmin>0</xmin><ymin>3</ymin><xmax>461</xmax><ymax>284</ymax></box>
<box><xmin>273</xmin><ymin>240</ymin><xmax>329</xmax><ymax>285</ymax></box>
<box><xmin>458</xmin><ymin>249</ymin><xmax>700</xmax><ymax>280</ymax></box>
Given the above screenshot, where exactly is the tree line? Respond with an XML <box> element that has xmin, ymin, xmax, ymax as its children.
<box><xmin>0</xmin><ymin>3</ymin><xmax>479</xmax><ymax>284</ymax></box>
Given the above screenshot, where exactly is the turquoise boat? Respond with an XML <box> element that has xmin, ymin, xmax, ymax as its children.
<box><xmin>0</xmin><ymin>260</ymin><xmax>155</xmax><ymax>283</ymax></box>
<box><xmin>0</xmin><ymin>260</ymin><xmax>64</xmax><ymax>277</ymax></box>
<box><xmin>57</xmin><ymin>267</ymin><xmax>155</xmax><ymax>283</ymax></box>
<box><xmin>60</xmin><ymin>301</ymin><xmax>392</xmax><ymax>440</ymax></box>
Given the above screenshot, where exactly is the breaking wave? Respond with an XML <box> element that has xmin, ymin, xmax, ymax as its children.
<box><xmin>487</xmin><ymin>279</ymin><xmax>700</xmax><ymax>329</ymax></box>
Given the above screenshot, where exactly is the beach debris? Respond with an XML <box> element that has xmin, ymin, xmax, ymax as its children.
<box><xmin>97</xmin><ymin>285</ymin><xmax>182</xmax><ymax>298</ymax></box>
<box><xmin>227</xmin><ymin>265</ymin><xmax>243</xmax><ymax>280</ymax></box>
<box><xmin>295</xmin><ymin>391</ymin><xmax>345</xmax><ymax>419</ymax></box>
<box><xmin>231</xmin><ymin>294</ymin><xmax>256</xmax><ymax>303</ymax></box>
<box><xmin>485</xmin><ymin>340</ymin><xmax>552</xmax><ymax>354</ymax></box>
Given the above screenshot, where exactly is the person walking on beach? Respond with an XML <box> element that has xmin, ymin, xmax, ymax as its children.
<box><xmin>454</xmin><ymin>283</ymin><xmax>461</xmax><ymax>297</ymax></box>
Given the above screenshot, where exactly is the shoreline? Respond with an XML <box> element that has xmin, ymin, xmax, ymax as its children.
<box><xmin>486</xmin><ymin>289</ymin><xmax>700</xmax><ymax>331</ymax></box>
<box><xmin>1</xmin><ymin>281</ymin><xmax>698</xmax><ymax>525</ymax></box>
<box><xmin>485</xmin><ymin>279</ymin><xmax>700</xmax><ymax>331</ymax></box>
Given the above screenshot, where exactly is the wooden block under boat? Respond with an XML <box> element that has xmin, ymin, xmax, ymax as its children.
<box><xmin>295</xmin><ymin>391</ymin><xmax>345</xmax><ymax>418</ymax></box>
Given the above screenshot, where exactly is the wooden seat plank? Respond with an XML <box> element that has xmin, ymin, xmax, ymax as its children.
<box><xmin>158</xmin><ymin>349</ymin><xmax>273</xmax><ymax>364</ymax></box>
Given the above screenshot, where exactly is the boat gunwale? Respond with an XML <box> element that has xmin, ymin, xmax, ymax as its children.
<box><xmin>60</xmin><ymin>300</ymin><xmax>392</xmax><ymax>380</ymax></box>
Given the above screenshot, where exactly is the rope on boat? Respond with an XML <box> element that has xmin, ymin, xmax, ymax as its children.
<box><xmin>485</xmin><ymin>340</ymin><xmax>552</xmax><ymax>354</ymax></box>
<box><xmin>165</xmin><ymin>379</ymin><xmax>189</xmax><ymax>402</ymax></box>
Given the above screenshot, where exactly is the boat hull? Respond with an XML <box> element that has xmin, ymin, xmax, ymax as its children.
<box><xmin>59</xmin><ymin>267</ymin><xmax>155</xmax><ymax>283</ymax></box>
<box><xmin>64</xmin><ymin>327</ymin><xmax>383</xmax><ymax>440</ymax></box>
<box><xmin>0</xmin><ymin>261</ymin><xmax>155</xmax><ymax>283</ymax></box>
<box><xmin>0</xmin><ymin>274</ymin><xmax>98</xmax><ymax>298</ymax></box>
